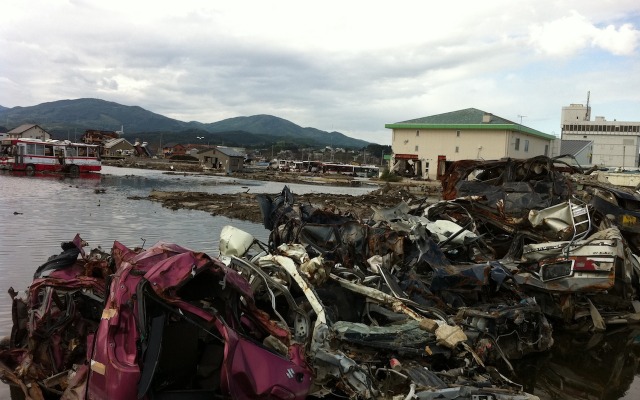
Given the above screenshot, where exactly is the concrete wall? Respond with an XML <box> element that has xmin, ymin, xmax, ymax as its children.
<box><xmin>564</xmin><ymin>133</ymin><xmax>639</xmax><ymax>168</ymax></box>
<box><xmin>561</xmin><ymin>103</ymin><xmax>591</xmax><ymax>124</ymax></box>
<box><xmin>504</xmin><ymin>131</ymin><xmax>551</xmax><ymax>159</ymax></box>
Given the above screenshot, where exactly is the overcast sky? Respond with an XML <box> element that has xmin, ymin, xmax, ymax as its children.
<box><xmin>2</xmin><ymin>1</ymin><xmax>640</xmax><ymax>144</ymax></box>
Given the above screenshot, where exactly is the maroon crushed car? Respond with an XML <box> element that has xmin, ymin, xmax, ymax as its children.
<box><xmin>1</xmin><ymin>235</ymin><xmax>312</xmax><ymax>400</ymax></box>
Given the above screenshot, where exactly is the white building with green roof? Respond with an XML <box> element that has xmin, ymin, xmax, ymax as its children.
<box><xmin>385</xmin><ymin>108</ymin><xmax>555</xmax><ymax>180</ymax></box>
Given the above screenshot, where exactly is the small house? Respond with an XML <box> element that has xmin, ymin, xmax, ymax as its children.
<box><xmin>197</xmin><ymin>146</ymin><xmax>245</xmax><ymax>172</ymax></box>
<box><xmin>7</xmin><ymin>124</ymin><xmax>51</xmax><ymax>141</ymax></box>
<box><xmin>103</xmin><ymin>138</ymin><xmax>135</xmax><ymax>157</ymax></box>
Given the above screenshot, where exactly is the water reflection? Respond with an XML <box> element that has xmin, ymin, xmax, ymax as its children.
<box><xmin>514</xmin><ymin>328</ymin><xmax>640</xmax><ymax>399</ymax></box>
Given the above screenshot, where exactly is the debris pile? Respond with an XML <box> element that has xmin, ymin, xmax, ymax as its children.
<box><xmin>2</xmin><ymin>155</ymin><xmax>640</xmax><ymax>399</ymax></box>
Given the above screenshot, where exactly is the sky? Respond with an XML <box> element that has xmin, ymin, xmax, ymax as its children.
<box><xmin>2</xmin><ymin>1</ymin><xmax>640</xmax><ymax>144</ymax></box>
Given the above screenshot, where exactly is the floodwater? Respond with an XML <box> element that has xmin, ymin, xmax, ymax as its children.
<box><xmin>0</xmin><ymin>166</ymin><xmax>639</xmax><ymax>399</ymax></box>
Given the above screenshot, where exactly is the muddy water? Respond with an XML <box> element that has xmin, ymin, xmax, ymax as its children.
<box><xmin>0</xmin><ymin>167</ymin><xmax>639</xmax><ymax>399</ymax></box>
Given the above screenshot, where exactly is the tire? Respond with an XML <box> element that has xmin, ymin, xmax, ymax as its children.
<box><xmin>25</xmin><ymin>165</ymin><xmax>35</xmax><ymax>176</ymax></box>
<box><xmin>69</xmin><ymin>165</ymin><xmax>80</xmax><ymax>177</ymax></box>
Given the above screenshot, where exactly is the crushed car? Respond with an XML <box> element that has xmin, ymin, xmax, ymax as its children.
<box><xmin>256</xmin><ymin>187</ymin><xmax>554</xmax><ymax>368</ymax></box>
<box><xmin>439</xmin><ymin>157</ymin><xmax>640</xmax><ymax>329</ymax></box>
<box><xmin>0</xmin><ymin>228</ymin><xmax>543</xmax><ymax>400</ymax></box>
<box><xmin>219</xmin><ymin>225</ymin><xmax>543</xmax><ymax>399</ymax></box>
<box><xmin>1</xmin><ymin>235</ymin><xmax>314</xmax><ymax>400</ymax></box>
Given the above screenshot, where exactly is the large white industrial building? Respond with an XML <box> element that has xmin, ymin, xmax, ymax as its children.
<box><xmin>561</xmin><ymin>103</ymin><xmax>640</xmax><ymax>169</ymax></box>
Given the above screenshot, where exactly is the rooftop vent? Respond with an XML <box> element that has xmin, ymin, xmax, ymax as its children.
<box><xmin>482</xmin><ymin>113</ymin><xmax>492</xmax><ymax>123</ymax></box>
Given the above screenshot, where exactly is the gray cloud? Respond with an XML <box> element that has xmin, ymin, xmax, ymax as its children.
<box><xmin>1</xmin><ymin>1</ymin><xmax>639</xmax><ymax>144</ymax></box>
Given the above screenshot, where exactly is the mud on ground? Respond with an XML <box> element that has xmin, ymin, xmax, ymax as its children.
<box><xmin>106</xmin><ymin>158</ymin><xmax>383</xmax><ymax>187</ymax></box>
<box><xmin>114</xmin><ymin>158</ymin><xmax>443</xmax><ymax>222</ymax></box>
<box><xmin>129</xmin><ymin>184</ymin><xmax>436</xmax><ymax>224</ymax></box>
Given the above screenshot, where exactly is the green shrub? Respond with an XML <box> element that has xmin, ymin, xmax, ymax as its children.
<box><xmin>379</xmin><ymin>169</ymin><xmax>402</xmax><ymax>182</ymax></box>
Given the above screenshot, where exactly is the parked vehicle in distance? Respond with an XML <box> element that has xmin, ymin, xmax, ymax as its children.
<box><xmin>322</xmin><ymin>162</ymin><xmax>380</xmax><ymax>177</ymax></box>
<box><xmin>0</xmin><ymin>138</ymin><xmax>101</xmax><ymax>175</ymax></box>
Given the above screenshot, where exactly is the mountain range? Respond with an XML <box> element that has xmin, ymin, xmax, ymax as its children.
<box><xmin>0</xmin><ymin>98</ymin><xmax>369</xmax><ymax>148</ymax></box>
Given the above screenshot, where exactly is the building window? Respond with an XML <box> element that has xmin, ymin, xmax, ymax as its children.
<box><xmin>456</xmin><ymin>130</ymin><xmax>460</xmax><ymax>137</ymax></box>
<box><xmin>524</xmin><ymin>140</ymin><xmax>529</xmax><ymax>152</ymax></box>
<box><xmin>544</xmin><ymin>144</ymin><xmax>549</xmax><ymax>156</ymax></box>
<box><xmin>416</xmin><ymin>130</ymin><xmax>420</xmax><ymax>137</ymax></box>
<box><xmin>515</xmin><ymin>138</ymin><xmax>520</xmax><ymax>150</ymax></box>
<box><xmin>455</xmin><ymin>146</ymin><xmax>459</xmax><ymax>153</ymax></box>
<box><xmin>415</xmin><ymin>145</ymin><xmax>419</xmax><ymax>152</ymax></box>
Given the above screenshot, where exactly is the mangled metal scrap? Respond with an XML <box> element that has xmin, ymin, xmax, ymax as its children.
<box><xmin>574</xmin><ymin>178</ymin><xmax>640</xmax><ymax>253</ymax></box>
<box><xmin>438</xmin><ymin>156</ymin><xmax>640</xmax><ymax>329</ymax></box>
<box><xmin>441</xmin><ymin>156</ymin><xmax>581</xmax><ymax>214</ymax></box>
<box><xmin>252</xmin><ymin>180</ymin><xmax>640</xmax><ymax>394</ymax></box>
<box><xmin>439</xmin><ymin>156</ymin><xmax>593</xmax><ymax>245</ymax></box>
<box><xmin>253</xmin><ymin>186</ymin><xmax>554</xmax><ymax>397</ymax></box>
<box><xmin>0</xmin><ymin>235</ymin><xmax>112</xmax><ymax>399</ymax></box>
<box><xmin>8</xmin><ymin>163</ymin><xmax>640</xmax><ymax>399</ymax></box>
<box><xmin>499</xmin><ymin>225</ymin><xmax>640</xmax><ymax>327</ymax></box>
<box><xmin>1</xmin><ymin>235</ymin><xmax>314</xmax><ymax>400</ymax></box>
<box><xmin>220</xmin><ymin>230</ymin><xmax>542</xmax><ymax>399</ymax></box>
<box><xmin>0</xmin><ymin>229</ymin><xmax>542</xmax><ymax>400</ymax></box>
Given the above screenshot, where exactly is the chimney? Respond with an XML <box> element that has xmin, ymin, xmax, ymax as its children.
<box><xmin>482</xmin><ymin>113</ymin><xmax>492</xmax><ymax>123</ymax></box>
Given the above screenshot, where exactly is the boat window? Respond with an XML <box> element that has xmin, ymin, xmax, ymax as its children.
<box><xmin>87</xmin><ymin>147</ymin><xmax>96</xmax><ymax>157</ymax></box>
<box><xmin>45</xmin><ymin>145</ymin><xmax>54</xmax><ymax>156</ymax></box>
